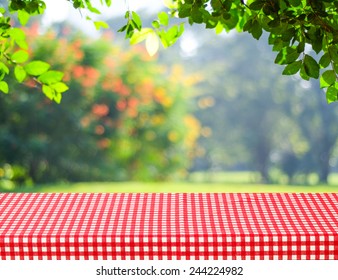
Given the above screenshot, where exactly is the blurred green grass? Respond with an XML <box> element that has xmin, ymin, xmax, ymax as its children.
<box><xmin>11</xmin><ymin>172</ymin><xmax>338</xmax><ymax>193</ymax></box>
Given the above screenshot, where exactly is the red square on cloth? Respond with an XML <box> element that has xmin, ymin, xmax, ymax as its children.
<box><xmin>0</xmin><ymin>193</ymin><xmax>337</xmax><ymax>260</ymax></box>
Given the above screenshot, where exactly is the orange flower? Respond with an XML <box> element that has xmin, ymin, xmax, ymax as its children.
<box><xmin>73</xmin><ymin>65</ymin><xmax>84</xmax><ymax>79</ymax></box>
<box><xmin>116</xmin><ymin>100</ymin><xmax>127</xmax><ymax>111</ymax></box>
<box><xmin>85</xmin><ymin>67</ymin><xmax>100</xmax><ymax>79</ymax></box>
<box><xmin>112</xmin><ymin>78</ymin><xmax>131</xmax><ymax>96</ymax></box>
<box><xmin>92</xmin><ymin>104</ymin><xmax>109</xmax><ymax>117</ymax></box>
<box><xmin>72</xmin><ymin>39</ymin><xmax>82</xmax><ymax>49</ymax></box>
<box><xmin>73</xmin><ymin>66</ymin><xmax>100</xmax><ymax>88</ymax></box>
<box><xmin>74</xmin><ymin>49</ymin><xmax>84</xmax><ymax>60</ymax></box>
<box><xmin>69</xmin><ymin>39</ymin><xmax>85</xmax><ymax>60</ymax></box>
<box><xmin>128</xmin><ymin>97</ymin><xmax>139</xmax><ymax>109</ymax></box>
<box><xmin>119</xmin><ymin>84</ymin><xmax>131</xmax><ymax>96</ymax></box>
<box><xmin>81</xmin><ymin>78</ymin><xmax>97</xmax><ymax>88</ymax></box>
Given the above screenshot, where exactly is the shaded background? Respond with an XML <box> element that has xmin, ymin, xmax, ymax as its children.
<box><xmin>1</xmin><ymin>1</ymin><xmax>338</xmax><ymax>191</ymax></box>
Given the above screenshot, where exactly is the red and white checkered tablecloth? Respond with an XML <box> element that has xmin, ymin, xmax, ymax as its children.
<box><xmin>0</xmin><ymin>193</ymin><xmax>337</xmax><ymax>260</ymax></box>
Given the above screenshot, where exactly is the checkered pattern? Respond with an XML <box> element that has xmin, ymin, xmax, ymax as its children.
<box><xmin>0</xmin><ymin>193</ymin><xmax>337</xmax><ymax>260</ymax></box>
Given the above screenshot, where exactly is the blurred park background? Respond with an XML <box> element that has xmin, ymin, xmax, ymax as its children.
<box><xmin>1</xmin><ymin>1</ymin><xmax>338</xmax><ymax>193</ymax></box>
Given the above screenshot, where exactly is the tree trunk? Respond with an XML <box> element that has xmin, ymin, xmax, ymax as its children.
<box><xmin>318</xmin><ymin>152</ymin><xmax>330</xmax><ymax>184</ymax></box>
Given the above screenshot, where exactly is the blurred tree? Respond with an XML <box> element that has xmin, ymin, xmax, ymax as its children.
<box><xmin>0</xmin><ymin>24</ymin><xmax>200</xmax><ymax>187</ymax></box>
<box><xmin>180</xmin><ymin>24</ymin><xmax>338</xmax><ymax>184</ymax></box>
<box><xmin>289</xmin><ymin>80</ymin><xmax>338</xmax><ymax>184</ymax></box>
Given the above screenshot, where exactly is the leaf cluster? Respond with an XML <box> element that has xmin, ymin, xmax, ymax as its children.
<box><xmin>117</xmin><ymin>0</ymin><xmax>338</xmax><ymax>103</ymax></box>
<box><xmin>0</xmin><ymin>0</ymin><xmax>111</xmax><ymax>102</ymax></box>
<box><xmin>156</xmin><ymin>0</ymin><xmax>338</xmax><ymax>102</ymax></box>
<box><xmin>116</xmin><ymin>0</ymin><xmax>184</xmax><ymax>56</ymax></box>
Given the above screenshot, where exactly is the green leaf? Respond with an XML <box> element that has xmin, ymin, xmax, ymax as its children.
<box><xmin>0</xmin><ymin>62</ymin><xmax>9</xmax><ymax>75</ymax></box>
<box><xmin>281</xmin><ymin>28</ymin><xmax>296</xmax><ymax>42</ymax></box>
<box><xmin>158</xmin><ymin>12</ymin><xmax>169</xmax><ymax>26</ymax></box>
<box><xmin>320</xmin><ymin>70</ymin><xmax>336</xmax><ymax>88</ymax></box>
<box><xmin>249</xmin><ymin>0</ymin><xmax>265</xmax><ymax>10</ymax></box>
<box><xmin>125</xmin><ymin>23</ymin><xmax>135</xmax><ymax>39</ymax></box>
<box><xmin>191</xmin><ymin>6</ymin><xmax>204</xmax><ymax>24</ymax></box>
<box><xmin>312</xmin><ymin>33</ymin><xmax>323</xmax><ymax>54</ymax></box>
<box><xmin>0</xmin><ymin>81</ymin><xmax>8</xmax><ymax>94</ymax></box>
<box><xmin>152</xmin><ymin>20</ymin><xmax>160</xmax><ymax>29</ymax></box>
<box><xmin>11</xmin><ymin>50</ymin><xmax>29</xmax><ymax>63</ymax></box>
<box><xmin>319</xmin><ymin>53</ymin><xmax>331</xmax><ymax>68</ymax></box>
<box><xmin>177</xmin><ymin>22</ymin><xmax>185</xmax><ymax>37</ymax></box>
<box><xmin>303</xmin><ymin>54</ymin><xmax>320</xmax><ymax>79</ymax></box>
<box><xmin>326</xmin><ymin>83</ymin><xmax>338</xmax><ymax>103</ymax></box>
<box><xmin>275</xmin><ymin>47</ymin><xmax>299</xmax><ymax>65</ymax></box>
<box><xmin>54</xmin><ymin>92</ymin><xmax>62</xmax><ymax>104</ymax></box>
<box><xmin>164</xmin><ymin>0</ymin><xmax>177</xmax><ymax>9</ymax></box>
<box><xmin>178</xmin><ymin>4</ymin><xmax>192</xmax><ymax>18</ymax></box>
<box><xmin>86</xmin><ymin>1</ymin><xmax>101</xmax><ymax>14</ymax></box>
<box><xmin>215</xmin><ymin>21</ymin><xmax>224</xmax><ymax>34</ymax></box>
<box><xmin>211</xmin><ymin>0</ymin><xmax>222</xmax><ymax>10</ymax></box>
<box><xmin>42</xmin><ymin>85</ymin><xmax>54</xmax><ymax>100</ymax></box>
<box><xmin>9</xmin><ymin>28</ymin><xmax>25</xmax><ymax>41</ymax></box>
<box><xmin>159</xmin><ymin>24</ymin><xmax>184</xmax><ymax>48</ymax></box>
<box><xmin>24</xmin><ymin>61</ymin><xmax>50</xmax><ymax>76</ymax></box>
<box><xmin>132</xmin><ymin>11</ymin><xmax>142</xmax><ymax>30</ymax></box>
<box><xmin>117</xmin><ymin>24</ymin><xmax>127</xmax><ymax>33</ymax></box>
<box><xmin>89</xmin><ymin>6</ymin><xmax>100</xmax><ymax>14</ymax></box>
<box><xmin>146</xmin><ymin>32</ymin><xmax>160</xmax><ymax>56</ymax></box>
<box><xmin>251</xmin><ymin>20</ymin><xmax>263</xmax><ymax>40</ymax></box>
<box><xmin>289</xmin><ymin>0</ymin><xmax>301</xmax><ymax>6</ymax></box>
<box><xmin>94</xmin><ymin>21</ymin><xmax>109</xmax><ymax>30</ymax></box>
<box><xmin>282</xmin><ymin>60</ymin><xmax>302</xmax><ymax>75</ymax></box>
<box><xmin>328</xmin><ymin>46</ymin><xmax>338</xmax><ymax>63</ymax></box>
<box><xmin>300</xmin><ymin>63</ymin><xmax>310</xmax><ymax>80</ymax></box>
<box><xmin>333</xmin><ymin>63</ymin><xmax>338</xmax><ymax>74</ymax></box>
<box><xmin>268</xmin><ymin>18</ymin><xmax>280</xmax><ymax>28</ymax></box>
<box><xmin>297</xmin><ymin>41</ymin><xmax>305</xmax><ymax>53</ymax></box>
<box><xmin>50</xmin><ymin>82</ymin><xmax>69</xmax><ymax>93</ymax></box>
<box><xmin>130</xmin><ymin>28</ymin><xmax>152</xmax><ymax>45</ymax></box>
<box><xmin>9</xmin><ymin>28</ymin><xmax>28</xmax><ymax>50</ymax></box>
<box><xmin>17</xmin><ymin>10</ymin><xmax>30</xmax><ymax>26</ymax></box>
<box><xmin>38</xmin><ymin>71</ymin><xmax>64</xmax><ymax>85</ymax></box>
<box><xmin>14</xmin><ymin>65</ymin><xmax>27</xmax><ymax>82</ymax></box>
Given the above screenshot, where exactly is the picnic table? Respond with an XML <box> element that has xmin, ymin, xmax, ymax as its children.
<box><xmin>0</xmin><ymin>193</ymin><xmax>337</xmax><ymax>260</ymax></box>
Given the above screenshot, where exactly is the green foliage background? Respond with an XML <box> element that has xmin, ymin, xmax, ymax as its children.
<box><xmin>180</xmin><ymin>28</ymin><xmax>338</xmax><ymax>185</ymax></box>
<box><xmin>1</xmin><ymin>1</ymin><xmax>338</xmax><ymax>190</ymax></box>
<box><xmin>0</xmin><ymin>24</ymin><xmax>200</xmax><ymax>189</ymax></box>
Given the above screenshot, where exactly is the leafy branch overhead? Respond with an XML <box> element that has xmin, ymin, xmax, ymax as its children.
<box><xmin>163</xmin><ymin>0</ymin><xmax>338</xmax><ymax>103</ymax></box>
<box><xmin>1</xmin><ymin>0</ymin><xmax>338</xmax><ymax>103</ymax></box>
<box><xmin>120</xmin><ymin>0</ymin><xmax>338</xmax><ymax>103</ymax></box>
<box><xmin>0</xmin><ymin>0</ymin><xmax>111</xmax><ymax>102</ymax></box>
